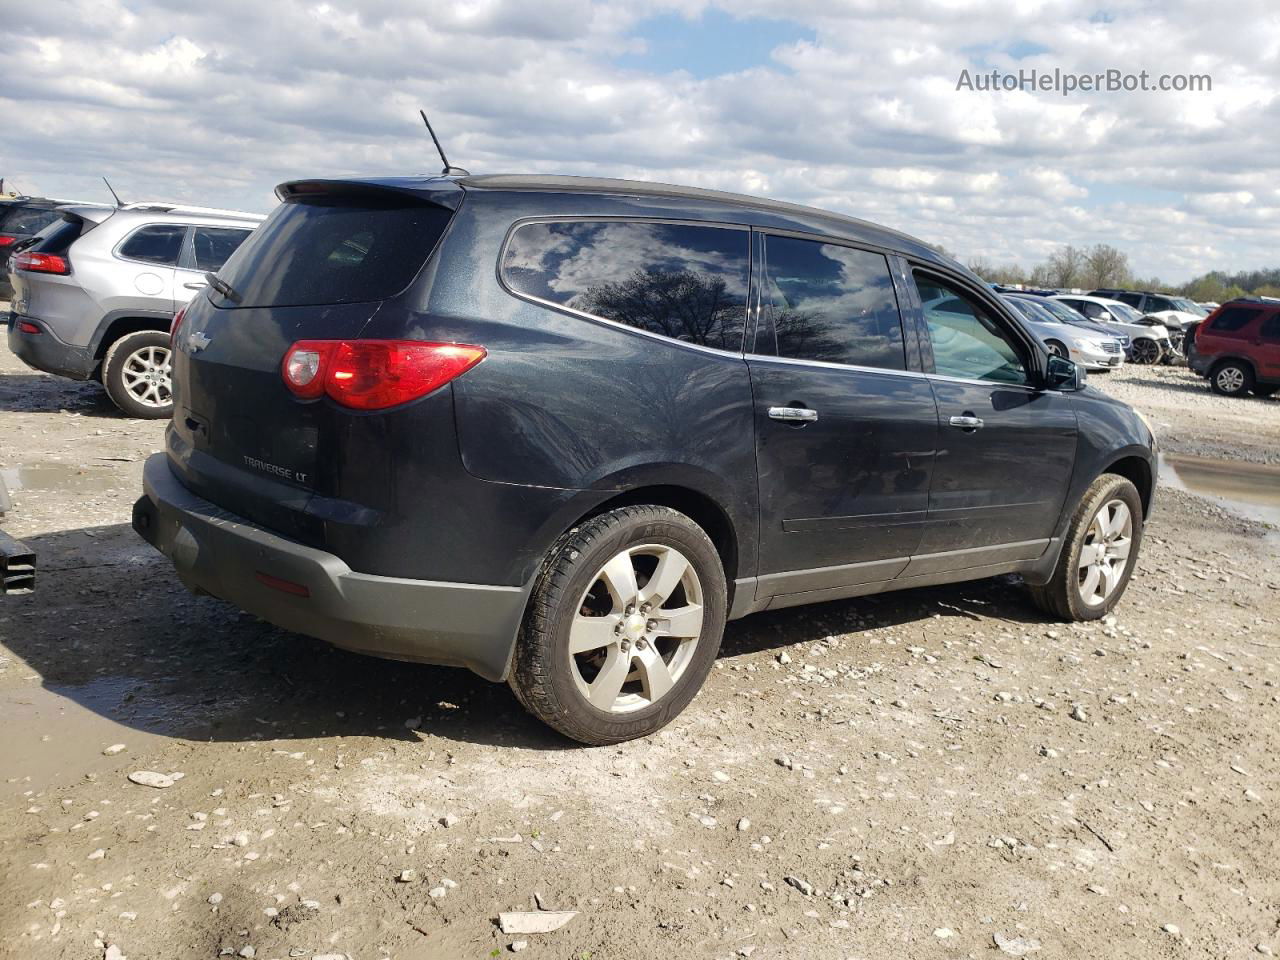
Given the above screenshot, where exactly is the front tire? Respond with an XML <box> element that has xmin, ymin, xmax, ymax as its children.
<box><xmin>509</xmin><ymin>505</ymin><xmax>727</xmax><ymax>745</ymax></box>
<box><xmin>1029</xmin><ymin>474</ymin><xmax>1143</xmax><ymax>621</ymax></box>
<box><xmin>1209</xmin><ymin>360</ymin><xmax>1253</xmax><ymax>397</ymax></box>
<box><xmin>1129</xmin><ymin>337</ymin><xmax>1162</xmax><ymax>365</ymax></box>
<box><xmin>102</xmin><ymin>330</ymin><xmax>174</xmax><ymax>419</ymax></box>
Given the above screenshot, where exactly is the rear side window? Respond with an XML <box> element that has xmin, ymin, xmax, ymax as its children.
<box><xmin>501</xmin><ymin>220</ymin><xmax>749</xmax><ymax>352</ymax></box>
<box><xmin>1116</xmin><ymin>292</ymin><xmax>1143</xmax><ymax>307</ymax></box>
<box><xmin>1209</xmin><ymin>307</ymin><xmax>1259</xmax><ymax>334</ymax></box>
<box><xmin>119</xmin><ymin>224</ymin><xmax>186</xmax><ymax>266</ymax></box>
<box><xmin>212</xmin><ymin>196</ymin><xmax>454</xmax><ymax>308</ymax></box>
<box><xmin>757</xmin><ymin>235</ymin><xmax>906</xmax><ymax>370</ymax></box>
<box><xmin>192</xmin><ymin>226</ymin><xmax>253</xmax><ymax>272</ymax></box>
<box><xmin>1260</xmin><ymin>312</ymin><xmax>1280</xmax><ymax>342</ymax></box>
<box><xmin>0</xmin><ymin>207</ymin><xmax>60</xmax><ymax>235</ymax></box>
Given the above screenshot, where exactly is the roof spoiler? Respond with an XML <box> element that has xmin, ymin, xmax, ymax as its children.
<box><xmin>55</xmin><ymin>203</ymin><xmax>117</xmax><ymax>225</ymax></box>
<box><xmin>275</xmin><ymin>177</ymin><xmax>464</xmax><ymax>210</ymax></box>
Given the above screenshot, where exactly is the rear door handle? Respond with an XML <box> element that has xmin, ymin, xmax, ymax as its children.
<box><xmin>949</xmin><ymin>415</ymin><xmax>984</xmax><ymax>430</ymax></box>
<box><xmin>768</xmin><ymin>406</ymin><xmax>818</xmax><ymax>423</ymax></box>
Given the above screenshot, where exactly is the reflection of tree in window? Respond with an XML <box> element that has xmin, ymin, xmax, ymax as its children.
<box><xmin>764</xmin><ymin>237</ymin><xmax>906</xmax><ymax>370</ymax></box>
<box><xmin>502</xmin><ymin>221</ymin><xmax>750</xmax><ymax>352</ymax></box>
<box><xmin>573</xmin><ymin>269</ymin><xmax>740</xmax><ymax>348</ymax></box>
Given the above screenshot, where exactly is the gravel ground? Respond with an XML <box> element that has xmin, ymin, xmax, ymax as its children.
<box><xmin>1</xmin><ymin>339</ymin><xmax>1278</xmax><ymax>960</ymax></box>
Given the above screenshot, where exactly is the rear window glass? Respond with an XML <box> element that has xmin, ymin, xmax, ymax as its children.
<box><xmin>1209</xmin><ymin>306</ymin><xmax>1259</xmax><ymax>333</ymax></box>
<box><xmin>212</xmin><ymin>196</ymin><xmax>454</xmax><ymax>308</ymax></box>
<box><xmin>192</xmin><ymin>226</ymin><xmax>253</xmax><ymax>272</ymax></box>
<box><xmin>0</xmin><ymin>206</ymin><xmax>61</xmax><ymax>235</ymax></box>
<box><xmin>501</xmin><ymin>219</ymin><xmax>749</xmax><ymax>352</ymax></box>
<box><xmin>33</xmin><ymin>218</ymin><xmax>88</xmax><ymax>255</ymax></box>
<box><xmin>119</xmin><ymin>224</ymin><xmax>186</xmax><ymax>266</ymax></box>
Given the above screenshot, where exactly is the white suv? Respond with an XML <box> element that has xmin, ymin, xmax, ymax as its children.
<box><xmin>7</xmin><ymin>202</ymin><xmax>263</xmax><ymax>417</ymax></box>
<box><xmin>1052</xmin><ymin>295</ymin><xmax>1174</xmax><ymax>365</ymax></box>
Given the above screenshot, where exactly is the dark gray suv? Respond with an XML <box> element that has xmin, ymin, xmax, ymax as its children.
<box><xmin>133</xmin><ymin>174</ymin><xmax>1157</xmax><ymax>744</ymax></box>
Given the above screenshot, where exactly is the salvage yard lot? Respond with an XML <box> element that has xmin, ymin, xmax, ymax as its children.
<box><xmin>1</xmin><ymin>335</ymin><xmax>1278</xmax><ymax>960</ymax></box>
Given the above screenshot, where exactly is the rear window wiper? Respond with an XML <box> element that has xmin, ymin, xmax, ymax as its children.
<box><xmin>205</xmin><ymin>272</ymin><xmax>242</xmax><ymax>304</ymax></box>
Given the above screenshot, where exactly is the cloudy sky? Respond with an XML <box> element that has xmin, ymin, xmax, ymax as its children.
<box><xmin>2</xmin><ymin>0</ymin><xmax>1277</xmax><ymax>282</ymax></box>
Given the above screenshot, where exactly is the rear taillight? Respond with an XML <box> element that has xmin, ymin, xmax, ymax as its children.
<box><xmin>281</xmin><ymin>339</ymin><xmax>486</xmax><ymax>411</ymax></box>
<box><xmin>14</xmin><ymin>251</ymin><xmax>69</xmax><ymax>274</ymax></box>
<box><xmin>0</xmin><ymin>236</ymin><xmax>15</xmax><ymax>247</ymax></box>
<box><xmin>170</xmin><ymin>305</ymin><xmax>188</xmax><ymax>348</ymax></box>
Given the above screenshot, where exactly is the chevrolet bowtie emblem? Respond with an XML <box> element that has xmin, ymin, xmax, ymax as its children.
<box><xmin>187</xmin><ymin>330</ymin><xmax>212</xmax><ymax>352</ymax></box>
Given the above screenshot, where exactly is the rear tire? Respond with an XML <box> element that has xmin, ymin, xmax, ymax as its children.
<box><xmin>509</xmin><ymin>505</ymin><xmax>727</xmax><ymax>745</ymax></box>
<box><xmin>1209</xmin><ymin>360</ymin><xmax>1253</xmax><ymax>397</ymax></box>
<box><xmin>1029</xmin><ymin>474</ymin><xmax>1143</xmax><ymax>621</ymax></box>
<box><xmin>103</xmin><ymin>330</ymin><xmax>173</xmax><ymax>419</ymax></box>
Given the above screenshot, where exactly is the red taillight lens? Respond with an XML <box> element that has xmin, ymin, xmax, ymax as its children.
<box><xmin>170</xmin><ymin>305</ymin><xmax>188</xmax><ymax>348</ymax></box>
<box><xmin>281</xmin><ymin>339</ymin><xmax>485</xmax><ymax>410</ymax></box>
<box><xmin>14</xmin><ymin>251</ymin><xmax>69</xmax><ymax>274</ymax></box>
<box><xmin>0</xmin><ymin>236</ymin><xmax>15</xmax><ymax>247</ymax></box>
<box><xmin>18</xmin><ymin>321</ymin><xmax>41</xmax><ymax>334</ymax></box>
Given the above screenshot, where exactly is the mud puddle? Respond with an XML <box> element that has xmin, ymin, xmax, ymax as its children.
<box><xmin>0</xmin><ymin>675</ymin><xmax>205</xmax><ymax>796</ymax></box>
<box><xmin>0</xmin><ymin>461</ymin><xmax>122</xmax><ymax>495</ymax></box>
<box><xmin>1161</xmin><ymin>453</ymin><xmax>1280</xmax><ymax>527</ymax></box>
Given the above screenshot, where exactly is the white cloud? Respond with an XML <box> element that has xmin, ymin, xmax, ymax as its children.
<box><xmin>1</xmin><ymin>0</ymin><xmax>1278</xmax><ymax>281</ymax></box>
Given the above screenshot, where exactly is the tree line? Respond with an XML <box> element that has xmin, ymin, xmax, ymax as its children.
<box><xmin>953</xmin><ymin>243</ymin><xmax>1280</xmax><ymax>302</ymax></box>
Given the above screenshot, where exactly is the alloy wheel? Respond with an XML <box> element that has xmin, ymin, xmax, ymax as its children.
<box><xmin>121</xmin><ymin>345</ymin><xmax>173</xmax><ymax>408</ymax></box>
<box><xmin>1215</xmin><ymin>366</ymin><xmax>1246</xmax><ymax>394</ymax></box>
<box><xmin>568</xmin><ymin>544</ymin><xmax>704</xmax><ymax>713</ymax></box>
<box><xmin>1130</xmin><ymin>338</ymin><xmax>1161</xmax><ymax>365</ymax></box>
<box><xmin>1077</xmin><ymin>498</ymin><xmax>1133</xmax><ymax>607</ymax></box>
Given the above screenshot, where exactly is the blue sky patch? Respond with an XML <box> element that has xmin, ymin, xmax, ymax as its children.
<box><xmin>616</xmin><ymin>9</ymin><xmax>815</xmax><ymax>78</ymax></box>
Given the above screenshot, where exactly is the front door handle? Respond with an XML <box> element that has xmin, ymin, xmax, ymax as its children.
<box><xmin>182</xmin><ymin>281</ymin><xmax>208</xmax><ymax>291</ymax></box>
<box><xmin>768</xmin><ymin>406</ymin><xmax>818</xmax><ymax>423</ymax></box>
<box><xmin>949</xmin><ymin>415</ymin><xmax>984</xmax><ymax>430</ymax></box>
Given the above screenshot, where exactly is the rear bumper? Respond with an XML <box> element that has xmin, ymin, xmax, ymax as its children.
<box><xmin>6</xmin><ymin>314</ymin><xmax>97</xmax><ymax>380</ymax></box>
<box><xmin>132</xmin><ymin>453</ymin><xmax>530</xmax><ymax>681</ymax></box>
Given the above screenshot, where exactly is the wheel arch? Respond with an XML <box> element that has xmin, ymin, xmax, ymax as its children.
<box><xmin>1208</xmin><ymin>354</ymin><xmax>1258</xmax><ymax>378</ymax></box>
<box><xmin>1102</xmin><ymin>453</ymin><xmax>1154</xmax><ymax>518</ymax></box>
<box><xmin>571</xmin><ymin>484</ymin><xmax>740</xmax><ymax>588</ymax></box>
<box><xmin>89</xmin><ymin>311</ymin><xmax>175</xmax><ymax>375</ymax></box>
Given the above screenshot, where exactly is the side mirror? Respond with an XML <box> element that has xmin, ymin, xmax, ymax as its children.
<box><xmin>1046</xmin><ymin>353</ymin><xmax>1085</xmax><ymax>391</ymax></box>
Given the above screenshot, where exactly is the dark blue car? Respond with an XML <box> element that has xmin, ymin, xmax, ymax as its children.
<box><xmin>133</xmin><ymin>174</ymin><xmax>1157</xmax><ymax>744</ymax></box>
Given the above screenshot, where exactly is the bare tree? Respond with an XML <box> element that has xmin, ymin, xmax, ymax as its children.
<box><xmin>1081</xmin><ymin>244</ymin><xmax>1131</xmax><ymax>289</ymax></box>
<box><xmin>1043</xmin><ymin>245</ymin><xmax>1087</xmax><ymax>288</ymax></box>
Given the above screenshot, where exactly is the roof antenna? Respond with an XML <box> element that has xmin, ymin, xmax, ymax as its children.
<box><xmin>103</xmin><ymin>176</ymin><xmax>123</xmax><ymax>207</ymax></box>
<box><xmin>419</xmin><ymin>110</ymin><xmax>469</xmax><ymax>177</ymax></box>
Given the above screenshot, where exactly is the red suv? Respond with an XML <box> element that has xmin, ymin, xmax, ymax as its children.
<box><xmin>1189</xmin><ymin>298</ymin><xmax>1280</xmax><ymax>397</ymax></box>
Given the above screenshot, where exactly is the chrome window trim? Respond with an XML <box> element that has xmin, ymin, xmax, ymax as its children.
<box><xmin>744</xmin><ymin>351</ymin><xmax>928</xmax><ymax>380</ymax></box>
<box><xmin>496</xmin><ymin>216</ymin><xmax>753</xmax><ymax>359</ymax></box>
<box><xmin>925</xmin><ymin>371</ymin><xmax>1055</xmax><ymax>393</ymax></box>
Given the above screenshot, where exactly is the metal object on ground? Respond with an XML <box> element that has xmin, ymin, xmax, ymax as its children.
<box><xmin>0</xmin><ymin>527</ymin><xmax>35</xmax><ymax>593</ymax></box>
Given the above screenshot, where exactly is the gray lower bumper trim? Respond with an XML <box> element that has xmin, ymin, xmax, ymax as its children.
<box><xmin>133</xmin><ymin>454</ymin><xmax>529</xmax><ymax>681</ymax></box>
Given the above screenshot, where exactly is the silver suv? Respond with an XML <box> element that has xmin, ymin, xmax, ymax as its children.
<box><xmin>7</xmin><ymin>202</ymin><xmax>263</xmax><ymax>417</ymax></box>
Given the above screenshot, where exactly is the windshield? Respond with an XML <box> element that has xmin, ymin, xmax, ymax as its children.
<box><xmin>1007</xmin><ymin>297</ymin><xmax>1059</xmax><ymax>324</ymax></box>
<box><xmin>1107</xmin><ymin>302</ymin><xmax>1144</xmax><ymax>323</ymax></box>
<box><xmin>1172</xmin><ymin>298</ymin><xmax>1207</xmax><ymax>315</ymax></box>
<box><xmin>1038</xmin><ymin>298</ymin><xmax>1087</xmax><ymax>324</ymax></box>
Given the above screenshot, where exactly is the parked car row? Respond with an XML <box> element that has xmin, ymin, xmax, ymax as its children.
<box><xmin>6</xmin><ymin>199</ymin><xmax>262</xmax><ymax>416</ymax></box>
